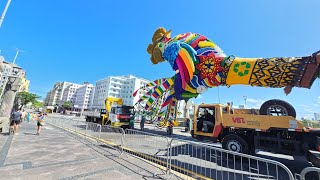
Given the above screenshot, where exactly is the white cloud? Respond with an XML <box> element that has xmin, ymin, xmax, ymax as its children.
<box><xmin>246</xmin><ymin>98</ymin><xmax>266</xmax><ymax>109</ymax></box>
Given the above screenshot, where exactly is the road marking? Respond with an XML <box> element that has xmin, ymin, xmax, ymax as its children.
<box><xmin>0</xmin><ymin>135</ymin><xmax>13</xmax><ymax>167</ymax></box>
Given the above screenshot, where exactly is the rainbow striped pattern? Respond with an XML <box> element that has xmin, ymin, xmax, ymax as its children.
<box><xmin>135</xmin><ymin>28</ymin><xmax>319</xmax><ymax>126</ymax></box>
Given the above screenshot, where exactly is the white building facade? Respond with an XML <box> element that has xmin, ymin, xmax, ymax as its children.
<box><xmin>73</xmin><ymin>83</ymin><xmax>94</xmax><ymax>112</ymax></box>
<box><xmin>92</xmin><ymin>75</ymin><xmax>150</xmax><ymax>110</ymax></box>
<box><xmin>0</xmin><ymin>60</ymin><xmax>14</xmax><ymax>88</ymax></box>
<box><xmin>62</xmin><ymin>83</ymin><xmax>82</xmax><ymax>103</ymax></box>
<box><xmin>0</xmin><ymin>56</ymin><xmax>28</xmax><ymax>96</ymax></box>
<box><xmin>176</xmin><ymin>100</ymin><xmax>195</xmax><ymax>118</ymax></box>
<box><xmin>45</xmin><ymin>82</ymin><xmax>81</xmax><ymax>106</ymax></box>
<box><xmin>44</xmin><ymin>82</ymin><xmax>95</xmax><ymax>113</ymax></box>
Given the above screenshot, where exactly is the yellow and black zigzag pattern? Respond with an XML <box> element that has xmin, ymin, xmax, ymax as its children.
<box><xmin>249</xmin><ymin>57</ymin><xmax>307</xmax><ymax>87</ymax></box>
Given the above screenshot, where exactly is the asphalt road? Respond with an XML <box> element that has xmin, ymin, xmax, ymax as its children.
<box><xmin>127</xmin><ymin>123</ymin><xmax>318</xmax><ymax>180</ymax></box>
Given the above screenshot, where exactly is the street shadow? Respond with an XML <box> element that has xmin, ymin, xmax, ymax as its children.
<box><xmin>24</xmin><ymin>132</ymin><xmax>37</xmax><ymax>136</ymax></box>
<box><xmin>0</xmin><ymin>132</ymin><xmax>10</xmax><ymax>136</ymax></box>
<box><xmin>76</xmin><ymin>124</ymin><xmax>86</xmax><ymax>130</ymax></box>
<box><xmin>65</xmin><ymin>130</ymin><xmax>163</xmax><ymax>179</ymax></box>
<box><xmin>136</xmin><ymin>128</ymin><xmax>193</xmax><ymax>141</ymax></box>
<box><xmin>166</xmin><ymin>142</ymin><xmax>294</xmax><ymax>180</ymax></box>
<box><xmin>256</xmin><ymin>153</ymin><xmax>317</xmax><ymax>179</ymax></box>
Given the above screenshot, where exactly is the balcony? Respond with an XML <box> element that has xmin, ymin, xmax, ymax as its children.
<box><xmin>110</xmin><ymin>84</ymin><xmax>121</xmax><ymax>89</ymax></box>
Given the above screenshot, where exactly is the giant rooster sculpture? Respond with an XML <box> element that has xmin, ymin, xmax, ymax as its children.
<box><xmin>133</xmin><ymin>27</ymin><xmax>320</xmax><ymax>125</ymax></box>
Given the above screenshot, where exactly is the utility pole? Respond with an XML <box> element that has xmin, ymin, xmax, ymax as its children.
<box><xmin>0</xmin><ymin>0</ymin><xmax>12</xmax><ymax>28</ymax></box>
<box><xmin>243</xmin><ymin>96</ymin><xmax>247</xmax><ymax>108</ymax></box>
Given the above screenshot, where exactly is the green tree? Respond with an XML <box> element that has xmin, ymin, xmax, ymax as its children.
<box><xmin>301</xmin><ymin>119</ymin><xmax>320</xmax><ymax>128</ymax></box>
<box><xmin>33</xmin><ymin>100</ymin><xmax>44</xmax><ymax>108</ymax></box>
<box><xmin>14</xmin><ymin>92</ymin><xmax>41</xmax><ymax>109</ymax></box>
<box><xmin>62</xmin><ymin>101</ymin><xmax>72</xmax><ymax>109</ymax></box>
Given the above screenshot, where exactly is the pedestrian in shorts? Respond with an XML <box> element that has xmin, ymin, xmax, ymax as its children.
<box><xmin>36</xmin><ymin>113</ymin><xmax>46</xmax><ymax>135</ymax></box>
<box><xmin>10</xmin><ymin>109</ymin><xmax>22</xmax><ymax>134</ymax></box>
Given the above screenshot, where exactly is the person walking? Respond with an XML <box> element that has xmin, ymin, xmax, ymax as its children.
<box><xmin>26</xmin><ymin>112</ymin><xmax>31</xmax><ymax>123</ymax></box>
<box><xmin>129</xmin><ymin>114</ymin><xmax>135</xmax><ymax>129</ymax></box>
<box><xmin>21</xmin><ymin>109</ymin><xmax>26</xmax><ymax>122</ymax></box>
<box><xmin>140</xmin><ymin>114</ymin><xmax>145</xmax><ymax>131</ymax></box>
<box><xmin>10</xmin><ymin>109</ymin><xmax>22</xmax><ymax>135</ymax></box>
<box><xmin>36</xmin><ymin>113</ymin><xmax>46</xmax><ymax>135</ymax></box>
<box><xmin>167</xmin><ymin>116</ymin><xmax>174</xmax><ymax>135</ymax></box>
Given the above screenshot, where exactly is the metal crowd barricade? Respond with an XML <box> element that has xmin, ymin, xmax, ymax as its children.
<box><xmin>168</xmin><ymin>139</ymin><xmax>295</xmax><ymax>180</ymax></box>
<box><xmin>45</xmin><ymin>115</ymin><xmax>300</xmax><ymax>180</ymax></box>
<box><xmin>99</xmin><ymin>125</ymin><xmax>125</xmax><ymax>154</ymax></box>
<box><xmin>124</xmin><ymin>129</ymin><xmax>171</xmax><ymax>174</ymax></box>
<box><xmin>296</xmin><ymin>167</ymin><xmax>320</xmax><ymax>180</ymax></box>
<box><xmin>85</xmin><ymin>122</ymin><xmax>101</xmax><ymax>139</ymax></box>
<box><xmin>75</xmin><ymin>119</ymin><xmax>87</xmax><ymax>135</ymax></box>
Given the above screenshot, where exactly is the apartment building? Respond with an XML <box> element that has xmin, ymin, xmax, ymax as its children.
<box><xmin>0</xmin><ymin>56</ymin><xmax>29</xmax><ymax>94</ymax></box>
<box><xmin>18</xmin><ymin>78</ymin><xmax>30</xmax><ymax>92</ymax></box>
<box><xmin>73</xmin><ymin>83</ymin><xmax>94</xmax><ymax>112</ymax></box>
<box><xmin>44</xmin><ymin>82</ymin><xmax>81</xmax><ymax>106</ymax></box>
<box><xmin>91</xmin><ymin>75</ymin><xmax>150</xmax><ymax>110</ymax></box>
<box><xmin>61</xmin><ymin>83</ymin><xmax>82</xmax><ymax>103</ymax></box>
<box><xmin>44</xmin><ymin>82</ymin><xmax>95</xmax><ymax>113</ymax></box>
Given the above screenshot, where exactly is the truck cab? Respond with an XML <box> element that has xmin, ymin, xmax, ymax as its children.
<box><xmin>192</xmin><ymin>104</ymin><xmax>225</xmax><ymax>142</ymax></box>
<box><xmin>85</xmin><ymin>97</ymin><xmax>135</xmax><ymax>129</ymax></box>
<box><xmin>108</xmin><ymin>105</ymin><xmax>134</xmax><ymax>129</ymax></box>
<box><xmin>191</xmin><ymin>100</ymin><xmax>320</xmax><ymax>167</ymax></box>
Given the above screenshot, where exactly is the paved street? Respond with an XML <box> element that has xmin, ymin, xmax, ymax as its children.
<box><xmin>133</xmin><ymin>123</ymin><xmax>317</xmax><ymax>179</ymax></box>
<box><xmin>0</xmin><ymin>120</ymin><xmax>171</xmax><ymax>180</ymax></box>
<box><xmin>1</xmin><ymin>115</ymin><xmax>318</xmax><ymax>180</ymax></box>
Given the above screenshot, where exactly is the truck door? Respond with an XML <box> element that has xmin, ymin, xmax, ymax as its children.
<box><xmin>212</xmin><ymin>106</ymin><xmax>223</xmax><ymax>138</ymax></box>
<box><xmin>109</xmin><ymin>107</ymin><xmax>117</xmax><ymax>123</ymax></box>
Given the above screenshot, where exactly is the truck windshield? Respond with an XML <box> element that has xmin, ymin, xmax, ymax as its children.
<box><xmin>116</xmin><ymin>107</ymin><xmax>133</xmax><ymax>114</ymax></box>
<box><xmin>198</xmin><ymin>107</ymin><xmax>215</xmax><ymax>118</ymax></box>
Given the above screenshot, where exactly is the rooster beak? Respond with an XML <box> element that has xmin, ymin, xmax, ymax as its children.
<box><xmin>165</xmin><ymin>29</ymin><xmax>172</xmax><ymax>38</ymax></box>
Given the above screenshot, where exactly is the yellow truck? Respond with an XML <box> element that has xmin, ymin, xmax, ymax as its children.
<box><xmin>191</xmin><ymin>99</ymin><xmax>320</xmax><ymax>167</ymax></box>
<box><xmin>85</xmin><ymin>97</ymin><xmax>134</xmax><ymax>128</ymax></box>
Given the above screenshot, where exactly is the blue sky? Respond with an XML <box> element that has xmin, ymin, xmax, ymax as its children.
<box><xmin>0</xmin><ymin>0</ymin><xmax>319</xmax><ymax>119</ymax></box>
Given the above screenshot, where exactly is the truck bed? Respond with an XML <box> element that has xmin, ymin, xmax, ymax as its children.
<box><xmin>83</xmin><ymin>111</ymin><xmax>101</xmax><ymax>118</ymax></box>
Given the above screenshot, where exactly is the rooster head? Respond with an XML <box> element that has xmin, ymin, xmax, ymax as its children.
<box><xmin>147</xmin><ymin>27</ymin><xmax>171</xmax><ymax>64</ymax></box>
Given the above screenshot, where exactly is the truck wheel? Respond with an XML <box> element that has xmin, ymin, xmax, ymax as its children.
<box><xmin>191</xmin><ymin>130</ymin><xmax>195</xmax><ymax>137</ymax></box>
<box><xmin>259</xmin><ymin>99</ymin><xmax>296</xmax><ymax>118</ymax></box>
<box><xmin>222</xmin><ymin>134</ymin><xmax>249</xmax><ymax>154</ymax></box>
<box><xmin>191</xmin><ymin>130</ymin><xmax>203</xmax><ymax>140</ymax></box>
<box><xmin>106</xmin><ymin>120</ymin><xmax>111</xmax><ymax>126</ymax></box>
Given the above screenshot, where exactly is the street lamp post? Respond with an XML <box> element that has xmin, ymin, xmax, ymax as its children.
<box><xmin>0</xmin><ymin>0</ymin><xmax>12</xmax><ymax>28</ymax></box>
<box><xmin>243</xmin><ymin>96</ymin><xmax>247</xmax><ymax>109</ymax></box>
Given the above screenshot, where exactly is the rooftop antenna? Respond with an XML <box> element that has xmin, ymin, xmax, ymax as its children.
<box><xmin>0</xmin><ymin>0</ymin><xmax>12</xmax><ymax>28</ymax></box>
<box><xmin>13</xmin><ymin>48</ymin><xmax>27</xmax><ymax>64</ymax></box>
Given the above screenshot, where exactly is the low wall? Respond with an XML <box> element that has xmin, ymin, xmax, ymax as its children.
<box><xmin>0</xmin><ymin>116</ymin><xmax>9</xmax><ymax>133</ymax></box>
